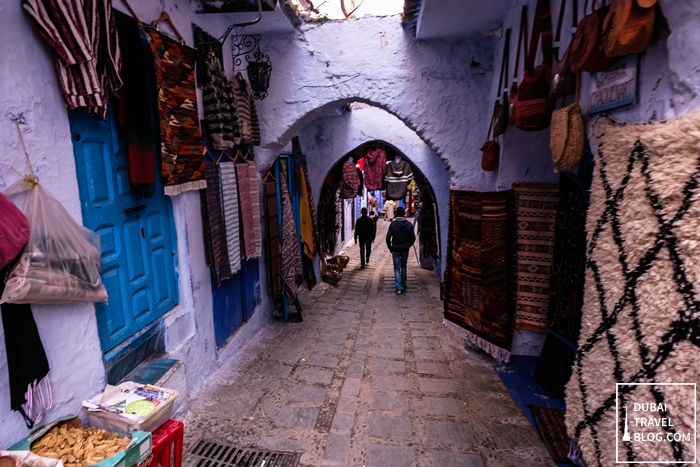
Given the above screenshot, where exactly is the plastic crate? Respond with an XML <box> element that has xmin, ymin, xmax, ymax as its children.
<box><xmin>137</xmin><ymin>420</ymin><xmax>183</xmax><ymax>467</ymax></box>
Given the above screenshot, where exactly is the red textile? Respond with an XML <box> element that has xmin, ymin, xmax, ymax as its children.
<box><xmin>0</xmin><ymin>193</ymin><xmax>30</xmax><ymax>269</ymax></box>
<box><xmin>364</xmin><ymin>148</ymin><xmax>386</xmax><ymax>190</ymax></box>
<box><xmin>340</xmin><ymin>162</ymin><xmax>360</xmax><ymax>198</ymax></box>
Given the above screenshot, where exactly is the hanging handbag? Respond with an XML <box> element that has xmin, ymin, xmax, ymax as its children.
<box><xmin>550</xmin><ymin>0</ymin><xmax>579</xmax><ymax>99</ymax></box>
<box><xmin>602</xmin><ymin>0</ymin><xmax>655</xmax><ymax>58</ymax></box>
<box><xmin>509</xmin><ymin>6</ymin><xmax>529</xmax><ymax>127</ymax></box>
<box><xmin>570</xmin><ymin>0</ymin><xmax>614</xmax><ymax>73</ymax></box>
<box><xmin>550</xmin><ymin>78</ymin><xmax>585</xmax><ymax>172</ymax></box>
<box><xmin>513</xmin><ymin>0</ymin><xmax>555</xmax><ymax>131</ymax></box>
<box><xmin>492</xmin><ymin>29</ymin><xmax>511</xmax><ymax>137</ymax></box>
<box><xmin>481</xmin><ymin>113</ymin><xmax>500</xmax><ymax>172</ymax></box>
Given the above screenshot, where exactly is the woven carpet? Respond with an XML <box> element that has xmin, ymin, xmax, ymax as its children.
<box><xmin>219</xmin><ymin>162</ymin><xmax>241</xmax><ymax>275</ymax></box>
<box><xmin>548</xmin><ymin>173</ymin><xmax>588</xmax><ymax>345</ymax></box>
<box><xmin>530</xmin><ymin>406</ymin><xmax>573</xmax><ymax>465</ymax></box>
<box><xmin>513</xmin><ymin>183</ymin><xmax>558</xmax><ymax>333</ymax></box>
<box><xmin>145</xmin><ymin>29</ymin><xmax>205</xmax><ymax>196</ymax></box>
<box><xmin>264</xmin><ymin>181</ymin><xmax>282</xmax><ymax>299</ymax></box>
<box><xmin>565</xmin><ymin>111</ymin><xmax>700</xmax><ymax>466</ymax></box>
<box><xmin>444</xmin><ymin>190</ymin><xmax>515</xmax><ymax>361</ymax></box>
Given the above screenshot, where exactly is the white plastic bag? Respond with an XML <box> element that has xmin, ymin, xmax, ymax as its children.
<box><xmin>1</xmin><ymin>176</ymin><xmax>108</xmax><ymax>304</ymax></box>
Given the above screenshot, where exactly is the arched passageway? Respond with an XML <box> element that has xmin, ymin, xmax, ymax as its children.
<box><xmin>290</xmin><ymin>105</ymin><xmax>451</xmax><ymax>277</ymax></box>
<box><xmin>316</xmin><ymin>140</ymin><xmax>442</xmax><ymax>273</ymax></box>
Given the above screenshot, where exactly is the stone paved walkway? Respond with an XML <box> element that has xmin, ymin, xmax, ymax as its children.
<box><xmin>185</xmin><ymin>222</ymin><xmax>555</xmax><ymax>467</ymax></box>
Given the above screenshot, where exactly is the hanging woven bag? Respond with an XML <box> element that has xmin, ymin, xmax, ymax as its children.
<box><xmin>601</xmin><ymin>0</ymin><xmax>656</xmax><ymax>58</ymax></box>
<box><xmin>550</xmin><ymin>79</ymin><xmax>585</xmax><ymax>173</ymax></box>
<box><xmin>570</xmin><ymin>0</ymin><xmax>614</xmax><ymax>73</ymax></box>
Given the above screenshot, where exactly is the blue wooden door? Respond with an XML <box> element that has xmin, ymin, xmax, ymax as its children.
<box><xmin>212</xmin><ymin>258</ymin><xmax>261</xmax><ymax>349</ymax></box>
<box><xmin>69</xmin><ymin>108</ymin><xmax>179</xmax><ymax>352</ymax></box>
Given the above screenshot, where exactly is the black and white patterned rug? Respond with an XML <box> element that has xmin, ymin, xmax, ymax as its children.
<box><xmin>565</xmin><ymin>111</ymin><xmax>700</xmax><ymax>466</ymax></box>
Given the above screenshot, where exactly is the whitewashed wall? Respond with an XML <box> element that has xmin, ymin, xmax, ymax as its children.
<box><xmin>0</xmin><ymin>0</ymin><xmax>272</xmax><ymax>447</ymax></box>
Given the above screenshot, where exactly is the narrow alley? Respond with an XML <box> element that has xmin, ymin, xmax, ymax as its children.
<box><xmin>184</xmin><ymin>222</ymin><xmax>553</xmax><ymax>467</ymax></box>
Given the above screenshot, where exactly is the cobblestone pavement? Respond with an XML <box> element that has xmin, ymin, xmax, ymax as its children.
<box><xmin>185</xmin><ymin>222</ymin><xmax>555</xmax><ymax>467</ymax></box>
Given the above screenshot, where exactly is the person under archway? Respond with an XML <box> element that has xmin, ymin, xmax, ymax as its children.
<box><xmin>385</xmin><ymin>207</ymin><xmax>415</xmax><ymax>295</ymax></box>
<box><xmin>354</xmin><ymin>207</ymin><xmax>375</xmax><ymax>269</ymax></box>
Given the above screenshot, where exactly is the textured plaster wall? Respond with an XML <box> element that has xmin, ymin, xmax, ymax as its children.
<box><xmin>486</xmin><ymin>0</ymin><xmax>700</xmax><ymax>354</ymax></box>
<box><xmin>254</xmin><ymin>16</ymin><xmax>498</xmax><ymax>193</ymax></box>
<box><xmin>0</xmin><ymin>0</ymin><xmax>271</xmax><ymax>446</ymax></box>
<box><xmin>294</xmin><ymin>106</ymin><xmax>450</xmax><ymax>277</ymax></box>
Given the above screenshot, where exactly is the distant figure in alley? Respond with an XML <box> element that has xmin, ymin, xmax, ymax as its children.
<box><xmin>354</xmin><ymin>207</ymin><xmax>376</xmax><ymax>269</ymax></box>
<box><xmin>385</xmin><ymin>207</ymin><xmax>415</xmax><ymax>295</ymax></box>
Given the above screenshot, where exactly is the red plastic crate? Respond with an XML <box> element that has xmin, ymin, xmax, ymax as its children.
<box><xmin>138</xmin><ymin>419</ymin><xmax>184</xmax><ymax>467</ymax></box>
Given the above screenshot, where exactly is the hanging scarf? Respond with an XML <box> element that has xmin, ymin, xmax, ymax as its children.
<box><xmin>364</xmin><ymin>147</ymin><xmax>386</xmax><ymax>190</ymax></box>
<box><xmin>218</xmin><ymin>162</ymin><xmax>241</xmax><ymax>274</ymax></box>
<box><xmin>247</xmin><ymin>163</ymin><xmax>263</xmax><ymax>259</ymax></box>
<box><xmin>280</xmin><ymin>175</ymin><xmax>303</xmax><ymax>302</ymax></box>
<box><xmin>203</xmin><ymin>163</ymin><xmax>232</xmax><ymax>285</ymax></box>
<box><xmin>264</xmin><ymin>181</ymin><xmax>282</xmax><ymax>298</ymax></box>
<box><xmin>340</xmin><ymin>161</ymin><xmax>360</xmax><ymax>199</ymax></box>
<box><xmin>291</xmin><ymin>136</ymin><xmax>303</xmax><ymax>193</ymax></box>
<box><xmin>145</xmin><ymin>29</ymin><xmax>206</xmax><ymax>196</ymax></box>
<box><xmin>115</xmin><ymin>12</ymin><xmax>156</xmax><ymax>199</ymax></box>
<box><xmin>236</xmin><ymin>163</ymin><xmax>258</xmax><ymax>259</ymax></box>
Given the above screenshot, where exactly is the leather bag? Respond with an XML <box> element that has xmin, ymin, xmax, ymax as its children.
<box><xmin>492</xmin><ymin>28</ymin><xmax>511</xmax><ymax>137</ymax></box>
<box><xmin>481</xmin><ymin>114</ymin><xmax>500</xmax><ymax>172</ymax></box>
<box><xmin>550</xmin><ymin>79</ymin><xmax>585</xmax><ymax>173</ymax></box>
<box><xmin>602</xmin><ymin>0</ymin><xmax>655</xmax><ymax>58</ymax></box>
<box><xmin>570</xmin><ymin>0</ymin><xmax>614</xmax><ymax>73</ymax></box>
<box><xmin>513</xmin><ymin>0</ymin><xmax>555</xmax><ymax>131</ymax></box>
<box><xmin>550</xmin><ymin>0</ymin><xmax>578</xmax><ymax>99</ymax></box>
<box><xmin>509</xmin><ymin>5</ymin><xmax>529</xmax><ymax>127</ymax></box>
<box><xmin>636</xmin><ymin>0</ymin><xmax>656</xmax><ymax>7</ymax></box>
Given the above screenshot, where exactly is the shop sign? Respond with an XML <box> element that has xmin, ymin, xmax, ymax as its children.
<box><xmin>589</xmin><ymin>55</ymin><xmax>638</xmax><ymax>114</ymax></box>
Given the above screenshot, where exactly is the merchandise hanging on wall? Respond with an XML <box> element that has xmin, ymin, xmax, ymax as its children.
<box><xmin>201</xmin><ymin>162</ymin><xmax>232</xmax><ymax>286</ymax></box>
<box><xmin>219</xmin><ymin>161</ymin><xmax>242</xmax><ymax>275</ymax></box>
<box><xmin>340</xmin><ymin>160</ymin><xmax>361</xmax><ymax>199</ymax></box>
<box><xmin>512</xmin><ymin>183</ymin><xmax>558</xmax><ymax>333</ymax></box>
<box><xmin>0</xmin><ymin>193</ymin><xmax>29</xmax><ymax>270</ymax></box>
<box><xmin>299</xmin><ymin>162</ymin><xmax>319</xmax><ymax>259</ymax></box>
<box><xmin>236</xmin><ymin>157</ymin><xmax>262</xmax><ymax>260</ymax></box>
<box><xmin>203</xmin><ymin>52</ymin><xmax>241</xmax><ymax>150</ymax></box>
<box><xmin>22</xmin><ymin>0</ymin><xmax>123</xmax><ymax>120</ymax></box>
<box><xmin>279</xmin><ymin>175</ymin><xmax>303</xmax><ymax>304</ymax></box>
<box><xmin>231</xmin><ymin>74</ymin><xmax>262</xmax><ymax>146</ymax></box>
<box><xmin>385</xmin><ymin>158</ymin><xmax>413</xmax><ymax>200</ymax></box>
<box><xmin>145</xmin><ymin>29</ymin><xmax>206</xmax><ymax>196</ymax></box>
<box><xmin>291</xmin><ymin>136</ymin><xmax>304</xmax><ymax>193</ymax></box>
<box><xmin>549</xmin><ymin>0</ymin><xmax>578</xmax><ymax>100</ymax></box>
<box><xmin>444</xmin><ymin>190</ymin><xmax>515</xmax><ymax>362</ymax></box>
<box><xmin>115</xmin><ymin>12</ymin><xmax>157</xmax><ymax>200</ymax></box>
<box><xmin>263</xmin><ymin>174</ymin><xmax>282</xmax><ymax>299</ymax></box>
<box><xmin>363</xmin><ymin>146</ymin><xmax>386</xmax><ymax>191</ymax></box>
<box><xmin>2</xmin><ymin>176</ymin><xmax>108</xmax><ymax>304</ymax></box>
<box><xmin>566</xmin><ymin>111</ymin><xmax>700</xmax><ymax>466</ymax></box>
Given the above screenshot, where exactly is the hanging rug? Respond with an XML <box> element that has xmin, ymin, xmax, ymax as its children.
<box><xmin>565</xmin><ymin>111</ymin><xmax>700</xmax><ymax>466</ymax></box>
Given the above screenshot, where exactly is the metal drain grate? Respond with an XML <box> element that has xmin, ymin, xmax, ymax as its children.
<box><xmin>188</xmin><ymin>438</ymin><xmax>301</xmax><ymax>467</ymax></box>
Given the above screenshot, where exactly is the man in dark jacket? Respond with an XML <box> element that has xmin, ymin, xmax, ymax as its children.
<box><xmin>385</xmin><ymin>207</ymin><xmax>415</xmax><ymax>294</ymax></box>
<box><xmin>354</xmin><ymin>208</ymin><xmax>376</xmax><ymax>269</ymax></box>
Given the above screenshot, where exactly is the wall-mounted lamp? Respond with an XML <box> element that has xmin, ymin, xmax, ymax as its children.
<box><xmin>232</xmin><ymin>34</ymin><xmax>272</xmax><ymax>100</ymax></box>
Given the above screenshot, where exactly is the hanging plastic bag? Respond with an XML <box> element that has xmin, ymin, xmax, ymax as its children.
<box><xmin>1</xmin><ymin>175</ymin><xmax>108</xmax><ymax>304</ymax></box>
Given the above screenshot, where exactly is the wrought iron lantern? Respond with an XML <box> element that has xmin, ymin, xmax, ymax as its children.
<box><xmin>232</xmin><ymin>34</ymin><xmax>272</xmax><ymax>100</ymax></box>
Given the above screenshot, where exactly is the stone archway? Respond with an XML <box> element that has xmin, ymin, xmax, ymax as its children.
<box><xmin>253</xmin><ymin>16</ymin><xmax>499</xmax><ymax>192</ymax></box>
<box><xmin>294</xmin><ymin>105</ymin><xmax>450</xmax><ymax>277</ymax></box>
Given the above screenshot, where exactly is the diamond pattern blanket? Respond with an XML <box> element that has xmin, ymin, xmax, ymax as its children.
<box><xmin>565</xmin><ymin>111</ymin><xmax>700</xmax><ymax>466</ymax></box>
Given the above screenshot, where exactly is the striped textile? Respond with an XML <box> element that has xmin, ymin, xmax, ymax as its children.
<box><xmin>231</xmin><ymin>76</ymin><xmax>261</xmax><ymax>146</ymax></box>
<box><xmin>145</xmin><ymin>29</ymin><xmax>206</xmax><ymax>195</ymax></box>
<box><xmin>280</xmin><ymin>174</ymin><xmax>303</xmax><ymax>303</ymax></box>
<box><xmin>23</xmin><ymin>0</ymin><xmax>122</xmax><ymax>120</ymax></box>
<box><xmin>203</xmin><ymin>53</ymin><xmax>240</xmax><ymax>150</ymax></box>
<box><xmin>264</xmin><ymin>181</ymin><xmax>282</xmax><ymax>298</ymax></box>
<box><xmin>247</xmin><ymin>163</ymin><xmax>263</xmax><ymax>259</ymax></box>
<box><xmin>444</xmin><ymin>190</ymin><xmax>515</xmax><ymax>362</ymax></box>
<box><xmin>236</xmin><ymin>163</ymin><xmax>261</xmax><ymax>259</ymax></box>
<box><xmin>512</xmin><ymin>183</ymin><xmax>558</xmax><ymax>333</ymax></box>
<box><xmin>385</xmin><ymin>160</ymin><xmax>414</xmax><ymax>200</ymax></box>
<box><xmin>203</xmin><ymin>163</ymin><xmax>232</xmax><ymax>286</ymax></box>
<box><xmin>219</xmin><ymin>162</ymin><xmax>241</xmax><ymax>275</ymax></box>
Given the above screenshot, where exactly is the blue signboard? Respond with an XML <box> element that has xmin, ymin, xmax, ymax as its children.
<box><xmin>589</xmin><ymin>55</ymin><xmax>638</xmax><ymax>114</ymax></box>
